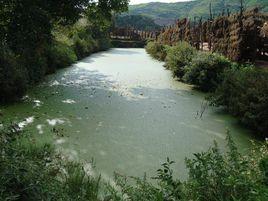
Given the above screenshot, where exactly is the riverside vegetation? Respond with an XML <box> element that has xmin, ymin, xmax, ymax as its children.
<box><xmin>1</xmin><ymin>125</ymin><xmax>268</xmax><ymax>201</ymax></box>
<box><xmin>146</xmin><ymin>41</ymin><xmax>268</xmax><ymax>137</ymax></box>
<box><xmin>0</xmin><ymin>0</ymin><xmax>129</xmax><ymax>103</ymax></box>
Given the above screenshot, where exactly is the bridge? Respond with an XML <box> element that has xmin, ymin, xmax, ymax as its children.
<box><xmin>110</xmin><ymin>27</ymin><xmax>160</xmax><ymax>48</ymax></box>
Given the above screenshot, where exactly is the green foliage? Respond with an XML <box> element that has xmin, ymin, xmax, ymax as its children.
<box><xmin>0</xmin><ymin>47</ymin><xmax>27</xmax><ymax>103</ymax></box>
<box><xmin>165</xmin><ymin>42</ymin><xmax>197</xmax><ymax>78</ymax></box>
<box><xmin>184</xmin><ymin>133</ymin><xmax>268</xmax><ymax>201</ymax></box>
<box><xmin>63</xmin><ymin>163</ymin><xmax>101</xmax><ymax>200</ymax></box>
<box><xmin>106</xmin><ymin>174</ymin><xmax>164</xmax><ymax>201</ymax></box>
<box><xmin>154</xmin><ymin>158</ymin><xmax>182</xmax><ymax>200</ymax></box>
<box><xmin>115</xmin><ymin>15</ymin><xmax>161</xmax><ymax>31</ymax></box>
<box><xmin>0</xmin><ymin>127</ymin><xmax>62</xmax><ymax>200</ymax></box>
<box><xmin>0</xmin><ymin>126</ymin><xmax>103</xmax><ymax>201</ymax></box>
<box><xmin>183</xmin><ymin>52</ymin><xmax>232</xmax><ymax>92</ymax></box>
<box><xmin>48</xmin><ymin>42</ymin><xmax>77</xmax><ymax>73</ymax></box>
<box><xmin>210</xmin><ymin>66</ymin><xmax>268</xmax><ymax>136</ymax></box>
<box><xmin>20</xmin><ymin>51</ymin><xmax>48</xmax><ymax>84</ymax></box>
<box><xmin>145</xmin><ymin>41</ymin><xmax>167</xmax><ymax>61</ymax></box>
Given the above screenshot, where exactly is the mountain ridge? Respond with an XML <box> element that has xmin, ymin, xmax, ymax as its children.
<box><xmin>127</xmin><ymin>0</ymin><xmax>268</xmax><ymax>25</ymax></box>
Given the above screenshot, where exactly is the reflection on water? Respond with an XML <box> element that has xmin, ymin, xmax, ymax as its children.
<box><xmin>0</xmin><ymin>48</ymin><xmax>254</xmax><ymax>180</ymax></box>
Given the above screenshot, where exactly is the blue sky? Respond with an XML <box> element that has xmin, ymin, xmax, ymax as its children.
<box><xmin>130</xmin><ymin>0</ymin><xmax>192</xmax><ymax>5</ymax></box>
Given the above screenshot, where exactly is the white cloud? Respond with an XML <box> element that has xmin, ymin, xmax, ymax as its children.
<box><xmin>130</xmin><ymin>0</ymin><xmax>192</xmax><ymax>5</ymax></box>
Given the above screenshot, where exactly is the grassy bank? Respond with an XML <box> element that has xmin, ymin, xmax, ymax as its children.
<box><xmin>146</xmin><ymin>41</ymin><xmax>268</xmax><ymax>138</ymax></box>
<box><xmin>1</xmin><ymin>126</ymin><xmax>267</xmax><ymax>201</ymax></box>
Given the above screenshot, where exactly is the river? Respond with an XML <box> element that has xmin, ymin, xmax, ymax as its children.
<box><xmin>0</xmin><ymin>48</ymin><xmax>254</xmax><ymax>180</ymax></box>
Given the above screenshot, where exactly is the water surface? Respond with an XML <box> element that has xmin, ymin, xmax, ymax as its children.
<box><xmin>0</xmin><ymin>48</ymin><xmax>253</xmax><ymax>180</ymax></box>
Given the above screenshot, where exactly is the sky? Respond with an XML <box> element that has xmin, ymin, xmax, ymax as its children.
<box><xmin>130</xmin><ymin>0</ymin><xmax>192</xmax><ymax>5</ymax></box>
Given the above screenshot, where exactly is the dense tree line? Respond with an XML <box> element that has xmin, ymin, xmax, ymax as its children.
<box><xmin>115</xmin><ymin>14</ymin><xmax>161</xmax><ymax>31</ymax></box>
<box><xmin>0</xmin><ymin>0</ymin><xmax>129</xmax><ymax>103</ymax></box>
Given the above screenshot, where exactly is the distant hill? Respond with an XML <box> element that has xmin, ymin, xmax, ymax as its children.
<box><xmin>115</xmin><ymin>15</ymin><xmax>161</xmax><ymax>31</ymax></box>
<box><xmin>127</xmin><ymin>0</ymin><xmax>268</xmax><ymax>26</ymax></box>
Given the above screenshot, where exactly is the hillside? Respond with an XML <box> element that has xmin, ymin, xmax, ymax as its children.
<box><xmin>115</xmin><ymin>15</ymin><xmax>161</xmax><ymax>31</ymax></box>
<box><xmin>127</xmin><ymin>0</ymin><xmax>268</xmax><ymax>25</ymax></box>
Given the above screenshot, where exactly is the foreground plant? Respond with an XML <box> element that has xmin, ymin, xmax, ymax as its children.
<box><xmin>1</xmin><ymin>125</ymin><xmax>267</xmax><ymax>200</ymax></box>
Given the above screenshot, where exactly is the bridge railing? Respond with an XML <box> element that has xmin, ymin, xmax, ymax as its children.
<box><xmin>110</xmin><ymin>28</ymin><xmax>160</xmax><ymax>41</ymax></box>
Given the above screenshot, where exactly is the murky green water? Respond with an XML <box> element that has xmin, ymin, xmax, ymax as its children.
<box><xmin>0</xmin><ymin>48</ymin><xmax>254</xmax><ymax>180</ymax></box>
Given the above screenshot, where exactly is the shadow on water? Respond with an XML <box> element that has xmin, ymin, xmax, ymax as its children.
<box><xmin>79</xmin><ymin>48</ymin><xmax>141</xmax><ymax>64</ymax></box>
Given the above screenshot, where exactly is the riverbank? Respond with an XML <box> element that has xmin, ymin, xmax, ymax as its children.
<box><xmin>146</xmin><ymin>41</ymin><xmax>268</xmax><ymax>138</ymax></box>
<box><xmin>1</xmin><ymin>123</ymin><xmax>267</xmax><ymax>200</ymax></box>
<box><xmin>0</xmin><ymin>23</ymin><xmax>111</xmax><ymax>103</ymax></box>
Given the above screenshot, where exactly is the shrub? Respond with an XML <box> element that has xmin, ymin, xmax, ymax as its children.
<box><xmin>183</xmin><ymin>52</ymin><xmax>232</xmax><ymax>92</ymax></box>
<box><xmin>96</xmin><ymin>37</ymin><xmax>111</xmax><ymax>52</ymax></box>
<box><xmin>73</xmin><ymin>32</ymin><xmax>96</xmax><ymax>59</ymax></box>
<box><xmin>210</xmin><ymin>66</ymin><xmax>268</xmax><ymax>136</ymax></box>
<box><xmin>0</xmin><ymin>128</ymin><xmax>63</xmax><ymax>200</ymax></box>
<box><xmin>165</xmin><ymin>42</ymin><xmax>197</xmax><ymax>78</ymax></box>
<box><xmin>21</xmin><ymin>51</ymin><xmax>48</xmax><ymax>83</ymax></box>
<box><xmin>146</xmin><ymin>41</ymin><xmax>167</xmax><ymax>61</ymax></box>
<box><xmin>0</xmin><ymin>126</ymin><xmax>102</xmax><ymax>201</ymax></box>
<box><xmin>0</xmin><ymin>48</ymin><xmax>27</xmax><ymax>102</ymax></box>
<box><xmin>184</xmin><ymin>133</ymin><xmax>268</xmax><ymax>201</ymax></box>
<box><xmin>47</xmin><ymin>42</ymin><xmax>77</xmax><ymax>73</ymax></box>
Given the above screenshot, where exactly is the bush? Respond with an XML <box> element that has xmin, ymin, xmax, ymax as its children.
<box><xmin>146</xmin><ymin>41</ymin><xmax>167</xmax><ymax>61</ymax></box>
<box><xmin>0</xmin><ymin>127</ymin><xmax>102</xmax><ymax>200</ymax></box>
<box><xmin>183</xmin><ymin>52</ymin><xmax>232</xmax><ymax>92</ymax></box>
<box><xmin>165</xmin><ymin>42</ymin><xmax>197</xmax><ymax>78</ymax></box>
<box><xmin>21</xmin><ymin>51</ymin><xmax>48</xmax><ymax>83</ymax></box>
<box><xmin>96</xmin><ymin>37</ymin><xmax>111</xmax><ymax>52</ymax></box>
<box><xmin>72</xmin><ymin>30</ymin><xmax>97</xmax><ymax>59</ymax></box>
<box><xmin>184</xmin><ymin>134</ymin><xmax>268</xmax><ymax>201</ymax></box>
<box><xmin>47</xmin><ymin>42</ymin><xmax>77</xmax><ymax>73</ymax></box>
<box><xmin>0</xmin><ymin>48</ymin><xmax>27</xmax><ymax>102</ymax></box>
<box><xmin>210</xmin><ymin>66</ymin><xmax>268</xmax><ymax>136</ymax></box>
